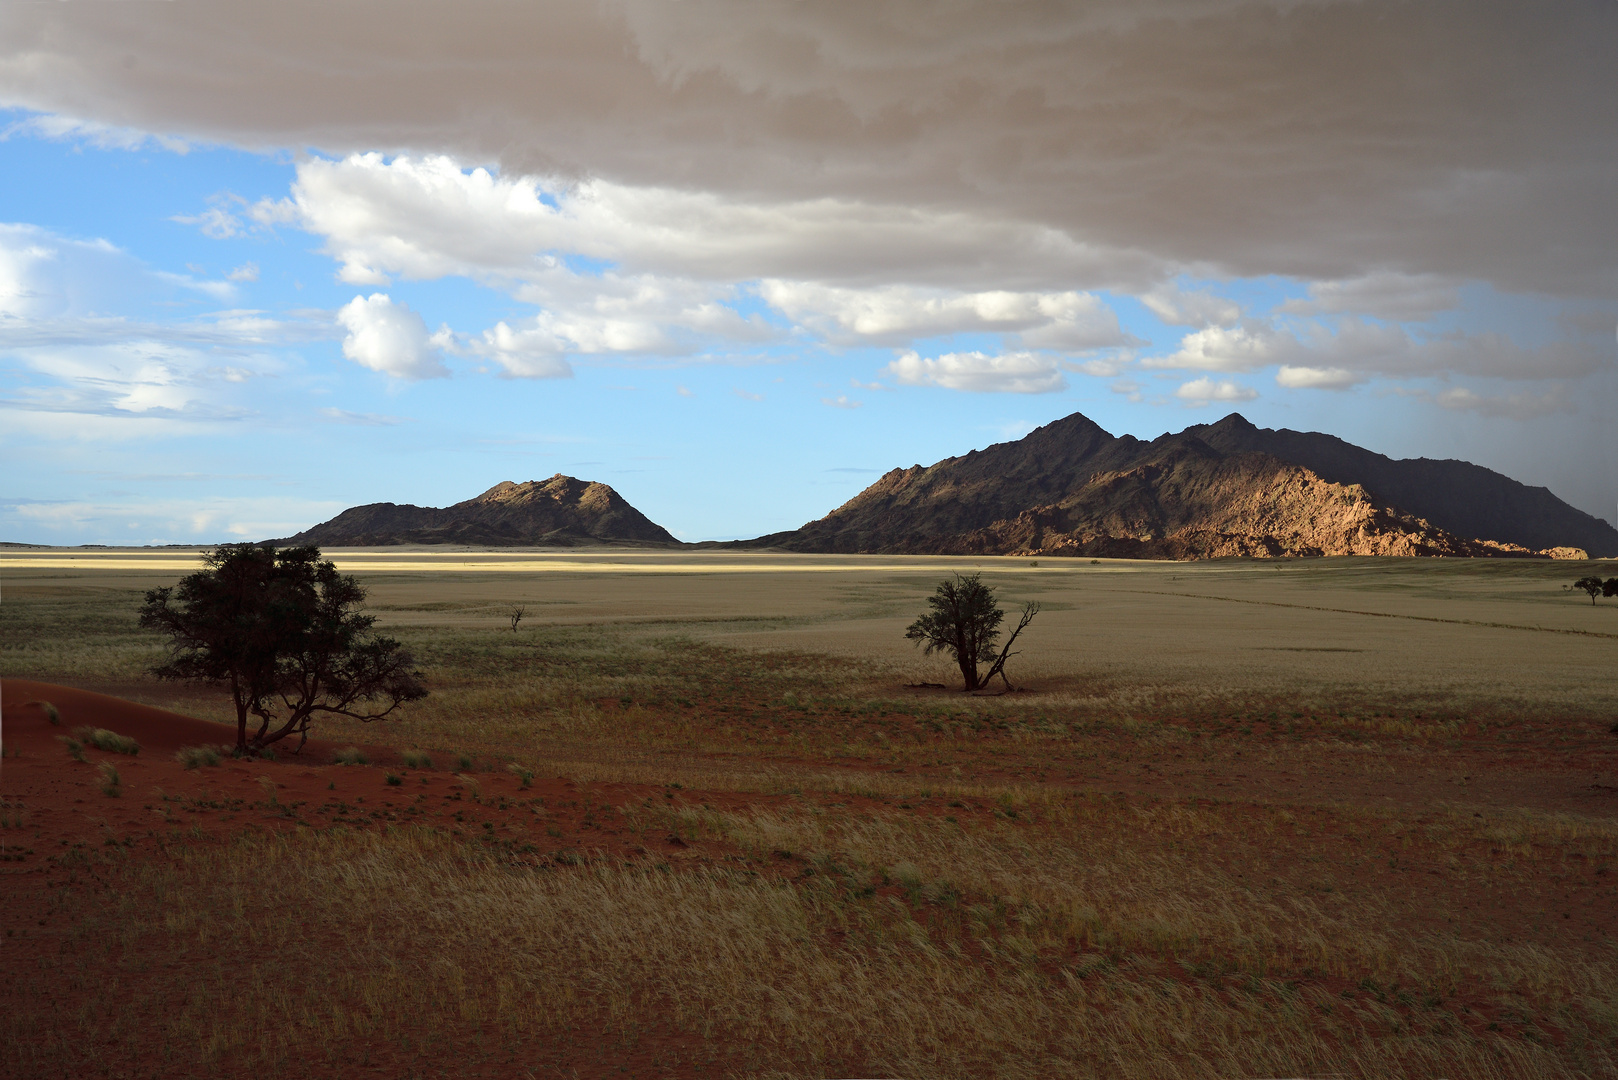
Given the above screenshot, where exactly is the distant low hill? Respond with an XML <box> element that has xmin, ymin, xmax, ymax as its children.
<box><xmin>277</xmin><ymin>476</ymin><xmax>678</xmax><ymax>547</ymax></box>
<box><xmin>748</xmin><ymin>412</ymin><xmax>1613</xmax><ymax>559</ymax></box>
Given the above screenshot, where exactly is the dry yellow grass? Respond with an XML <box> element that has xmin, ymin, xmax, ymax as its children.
<box><xmin>10</xmin><ymin>820</ymin><xmax>1610</xmax><ymax>1080</ymax></box>
<box><xmin>3</xmin><ymin>548</ymin><xmax>1617</xmax><ymax>1078</ymax></box>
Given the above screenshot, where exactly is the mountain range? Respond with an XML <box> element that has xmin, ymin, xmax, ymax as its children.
<box><xmin>750</xmin><ymin>412</ymin><xmax>1613</xmax><ymax>559</ymax></box>
<box><xmin>277</xmin><ymin>413</ymin><xmax>1616</xmax><ymax>559</ymax></box>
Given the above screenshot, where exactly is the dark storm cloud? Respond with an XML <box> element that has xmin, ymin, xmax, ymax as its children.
<box><xmin>1</xmin><ymin>1</ymin><xmax>1613</xmax><ymax>298</ymax></box>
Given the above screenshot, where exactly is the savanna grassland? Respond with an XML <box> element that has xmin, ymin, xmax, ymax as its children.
<box><xmin>3</xmin><ymin>549</ymin><xmax>1617</xmax><ymax>1080</ymax></box>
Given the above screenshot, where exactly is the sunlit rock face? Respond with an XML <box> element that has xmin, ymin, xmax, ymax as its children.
<box><xmin>752</xmin><ymin>412</ymin><xmax>1617</xmax><ymax>560</ymax></box>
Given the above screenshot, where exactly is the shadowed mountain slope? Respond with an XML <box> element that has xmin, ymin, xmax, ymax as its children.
<box><xmin>750</xmin><ymin>412</ymin><xmax>1609</xmax><ymax>559</ymax></box>
<box><xmin>1184</xmin><ymin>414</ymin><xmax>1618</xmax><ymax>555</ymax></box>
<box><xmin>279</xmin><ymin>476</ymin><xmax>678</xmax><ymax>547</ymax></box>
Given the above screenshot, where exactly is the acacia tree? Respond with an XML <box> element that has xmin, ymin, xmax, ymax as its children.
<box><xmin>139</xmin><ymin>544</ymin><xmax>427</xmax><ymax>754</ymax></box>
<box><xmin>1574</xmin><ymin>576</ymin><xmax>1605</xmax><ymax>605</ymax></box>
<box><xmin>905</xmin><ymin>573</ymin><xmax>1039</xmax><ymax>692</ymax></box>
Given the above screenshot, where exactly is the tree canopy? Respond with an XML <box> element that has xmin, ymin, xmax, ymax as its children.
<box><xmin>905</xmin><ymin>572</ymin><xmax>1039</xmax><ymax>692</ymax></box>
<box><xmin>1574</xmin><ymin>576</ymin><xmax>1606</xmax><ymax>605</ymax></box>
<box><xmin>138</xmin><ymin>544</ymin><xmax>427</xmax><ymax>753</ymax></box>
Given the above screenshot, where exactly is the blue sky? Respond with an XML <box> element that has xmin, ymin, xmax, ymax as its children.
<box><xmin>2</xmin><ymin>3</ymin><xmax>1614</xmax><ymax>544</ymax></box>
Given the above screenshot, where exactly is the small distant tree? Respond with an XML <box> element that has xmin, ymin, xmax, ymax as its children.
<box><xmin>139</xmin><ymin>544</ymin><xmax>427</xmax><ymax>754</ymax></box>
<box><xmin>508</xmin><ymin>605</ymin><xmax>526</xmax><ymax>633</ymax></box>
<box><xmin>1574</xmin><ymin>576</ymin><xmax>1605</xmax><ymax>605</ymax></box>
<box><xmin>1604</xmin><ymin>578</ymin><xmax>1618</xmax><ymax>599</ymax></box>
<box><xmin>906</xmin><ymin>573</ymin><xmax>1039</xmax><ymax>692</ymax></box>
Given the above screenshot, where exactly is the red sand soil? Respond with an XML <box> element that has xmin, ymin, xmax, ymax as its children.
<box><xmin>4</xmin><ymin>679</ymin><xmax>1618</xmax><ymax>1077</ymax></box>
<box><xmin>0</xmin><ymin>680</ymin><xmax>913</xmax><ymax>1078</ymax></box>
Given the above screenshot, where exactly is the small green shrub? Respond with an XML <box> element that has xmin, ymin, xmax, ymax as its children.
<box><xmin>505</xmin><ymin>763</ymin><xmax>535</xmax><ymax>789</ymax></box>
<box><xmin>73</xmin><ymin>727</ymin><xmax>139</xmax><ymax>756</ymax></box>
<box><xmin>332</xmin><ymin>747</ymin><xmax>369</xmax><ymax>766</ymax></box>
<box><xmin>97</xmin><ymin>761</ymin><xmax>122</xmax><ymax>797</ymax></box>
<box><xmin>175</xmin><ymin>745</ymin><xmax>223</xmax><ymax>770</ymax></box>
<box><xmin>456</xmin><ymin>753</ymin><xmax>473</xmax><ymax>771</ymax></box>
<box><xmin>58</xmin><ymin>736</ymin><xmax>85</xmax><ymax>762</ymax></box>
<box><xmin>402</xmin><ymin>750</ymin><xmax>433</xmax><ymax>770</ymax></box>
<box><xmin>385</xmin><ymin>772</ymin><xmax>402</xmax><ymax>786</ymax></box>
<box><xmin>40</xmin><ymin>702</ymin><xmax>61</xmax><ymax>726</ymax></box>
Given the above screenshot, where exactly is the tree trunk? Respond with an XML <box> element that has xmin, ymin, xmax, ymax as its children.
<box><xmin>958</xmin><ymin>655</ymin><xmax>980</xmax><ymax>691</ymax></box>
<box><xmin>231</xmin><ymin>676</ymin><xmax>249</xmax><ymax>753</ymax></box>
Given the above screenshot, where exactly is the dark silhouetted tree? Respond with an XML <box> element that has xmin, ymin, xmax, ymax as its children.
<box><xmin>139</xmin><ymin>544</ymin><xmax>427</xmax><ymax>753</ymax></box>
<box><xmin>1604</xmin><ymin>578</ymin><xmax>1618</xmax><ymax>599</ymax></box>
<box><xmin>1574</xmin><ymin>575</ymin><xmax>1604</xmax><ymax>605</ymax></box>
<box><xmin>906</xmin><ymin>573</ymin><xmax>1039</xmax><ymax>691</ymax></box>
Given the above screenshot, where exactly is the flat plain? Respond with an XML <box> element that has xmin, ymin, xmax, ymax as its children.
<box><xmin>3</xmin><ymin>548</ymin><xmax>1617</xmax><ymax>1079</ymax></box>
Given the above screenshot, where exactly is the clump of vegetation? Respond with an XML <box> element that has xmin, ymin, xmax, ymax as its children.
<box><xmin>506</xmin><ymin>763</ymin><xmax>535</xmax><ymax>789</ymax></box>
<box><xmin>332</xmin><ymin>747</ymin><xmax>369</xmax><ymax>766</ymax></box>
<box><xmin>905</xmin><ymin>573</ymin><xmax>1039</xmax><ymax>691</ymax></box>
<box><xmin>73</xmin><ymin>726</ymin><xmax>139</xmax><ymax>756</ymax></box>
<box><xmin>58</xmin><ymin>736</ymin><xmax>85</xmax><ymax>762</ymax></box>
<box><xmin>35</xmin><ymin>701</ymin><xmax>61</xmax><ymax>725</ymax></box>
<box><xmin>96</xmin><ymin>761</ymin><xmax>121</xmax><ymax>797</ymax></box>
<box><xmin>457</xmin><ymin>773</ymin><xmax>483</xmax><ymax>800</ymax></box>
<box><xmin>175</xmin><ymin>745</ymin><xmax>223</xmax><ymax>769</ymax></box>
<box><xmin>1572</xmin><ymin>575</ymin><xmax>1618</xmax><ymax>604</ymax></box>
<box><xmin>401</xmin><ymin>749</ymin><xmax>433</xmax><ymax>769</ymax></box>
<box><xmin>456</xmin><ymin>753</ymin><xmax>474</xmax><ymax>771</ymax></box>
<box><xmin>385</xmin><ymin>772</ymin><xmax>403</xmax><ymax>786</ymax></box>
<box><xmin>138</xmin><ymin>543</ymin><xmax>428</xmax><ymax>755</ymax></box>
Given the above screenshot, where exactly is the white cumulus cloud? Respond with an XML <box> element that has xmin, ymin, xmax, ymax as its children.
<box><xmin>335</xmin><ymin>293</ymin><xmax>450</xmax><ymax>380</ymax></box>
<box><xmin>1275</xmin><ymin>365</ymin><xmax>1364</xmax><ymax>390</ymax></box>
<box><xmin>1141</xmin><ymin>284</ymin><xmax>1242</xmax><ymax>328</ymax></box>
<box><xmin>761</xmin><ymin>280</ymin><xmax>1131</xmax><ymax>349</ymax></box>
<box><xmin>1175</xmin><ymin>377</ymin><xmax>1257</xmax><ymax>407</ymax></box>
<box><xmin>885</xmin><ymin>350</ymin><xmax>1066</xmax><ymax>394</ymax></box>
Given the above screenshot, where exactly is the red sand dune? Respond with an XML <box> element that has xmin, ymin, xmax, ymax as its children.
<box><xmin>1</xmin><ymin>679</ymin><xmax>385</xmax><ymax>762</ymax></box>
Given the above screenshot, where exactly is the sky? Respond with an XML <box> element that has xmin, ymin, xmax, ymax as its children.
<box><xmin>1</xmin><ymin>0</ymin><xmax>1614</xmax><ymax>545</ymax></box>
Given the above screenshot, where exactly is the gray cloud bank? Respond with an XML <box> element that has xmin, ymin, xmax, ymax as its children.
<box><xmin>1</xmin><ymin>0</ymin><xmax>1614</xmax><ymax>299</ymax></box>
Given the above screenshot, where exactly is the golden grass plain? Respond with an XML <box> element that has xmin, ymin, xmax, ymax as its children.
<box><xmin>3</xmin><ymin>547</ymin><xmax>1617</xmax><ymax>1079</ymax></box>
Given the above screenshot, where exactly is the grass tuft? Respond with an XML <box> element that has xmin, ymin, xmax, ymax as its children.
<box><xmin>331</xmin><ymin>747</ymin><xmax>369</xmax><ymax>766</ymax></box>
<box><xmin>73</xmin><ymin>726</ymin><xmax>139</xmax><ymax>755</ymax></box>
<box><xmin>401</xmin><ymin>749</ymin><xmax>433</xmax><ymax>769</ymax></box>
<box><xmin>385</xmin><ymin>772</ymin><xmax>402</xmax><ymax>786</ymax></box>
<box><xmin>58</xmin><ymin>736</ymin><xmax>85</xmax><ymax>762</ymax></box>
<box><xmin>175</xmin><ymin>745</ymin><xmax>223</xmax><ymax>770</ymax></box>
<box><xmin>96</xmin><ymin>761</ymin><xmax>121</xmax><ymax>797</ymax></box>
<box><xmin>505</xmin><ymin>763</ymin><xmax>535</xmax><ymax>788</ymax></box>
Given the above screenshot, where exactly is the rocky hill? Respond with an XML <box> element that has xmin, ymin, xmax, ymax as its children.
<box><xmin>1184</xmin><ymin>414</ymin><xmax>1617</xmax><ymax>555</ymax></box>
<box><xmin>751</xmin><ymin>412</ymin><xmax>1610</xmax><ymax>559</ymax></box>
<box><xmin>278</xmin><ymin>476</ymin><xmax>678</xmax><ymax>547</ymax></box>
